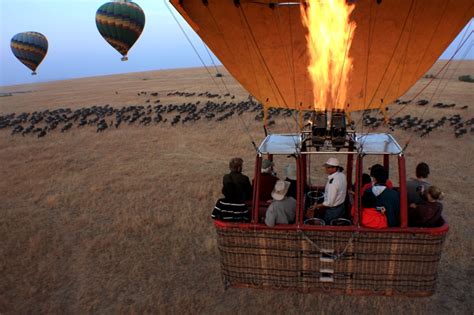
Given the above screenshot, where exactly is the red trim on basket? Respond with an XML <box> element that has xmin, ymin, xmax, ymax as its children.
<box><xmin>213</xmin><ymin>219</ymin><xmax>449</xmax><ymax>235</ymax></box>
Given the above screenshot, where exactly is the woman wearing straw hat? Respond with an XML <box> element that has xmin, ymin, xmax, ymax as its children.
<box><xmin>264</xmin><ymin>180</ymin><xmax>296</xmax><ymax>227</ymax></box>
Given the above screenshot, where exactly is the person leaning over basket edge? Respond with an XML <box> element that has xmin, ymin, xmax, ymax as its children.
<box><xmin>309</xmin><ymin>157</ymin><xmax>347</xmax><ymax>225</ymax></box>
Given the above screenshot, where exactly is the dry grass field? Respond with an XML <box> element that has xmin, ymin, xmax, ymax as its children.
<box><xmin>1</xmin><ymin>61</ymin><xmax>473</xmax><ymax>314</ymax></box>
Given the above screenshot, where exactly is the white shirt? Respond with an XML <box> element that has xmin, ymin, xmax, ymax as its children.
<box><xmin>323</xmin><ymin>171</ymin><xmax>347</xmax><ymax>207</ymax></box>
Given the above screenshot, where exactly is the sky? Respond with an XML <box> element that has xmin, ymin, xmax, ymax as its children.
<box><xmin>0</xmin><ymin>1</ymin><xmax>473</xmax><ymax>87</ymax></box>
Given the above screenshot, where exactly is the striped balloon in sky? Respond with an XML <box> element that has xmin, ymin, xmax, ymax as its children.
<box><xmin>96</xmin><ymin>0</ymin><xmax>146</xmax><ymax>61</ymax></box>
<box><xmin>10</xmin><ymin>31</ymin><xmax>48</xmax><ymax>75</ymax></box>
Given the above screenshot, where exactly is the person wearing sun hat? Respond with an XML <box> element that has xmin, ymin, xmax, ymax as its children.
<box><xmin>264</xmin><ymin>180</ymin><xmax>296</xmax><ymax>227</ymax></box>
<box><xmin>310</xmin><ymin>157</ymin><xmax>347</xmax><ymax>224</ymax></box>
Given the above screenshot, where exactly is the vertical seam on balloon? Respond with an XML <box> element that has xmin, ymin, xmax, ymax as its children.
<box><xmin>334</xmin><ymin>24</ymin><xmax>355</xmax><ymax>113</ymax></box>
<box><xmin>273</xmin><ymin>5</ymin><xmax>302</xmax><ymax>134</ymax></box>
<box><xmin>366</xmin><ymin>0</ymin><xmax>415</xmax><ymax>109</ymax></box>
<box><xmin>286</xmin><ymin>6</ymin><xmax>300</xmax><ymax>125</ymax></box>
<box><xmin>380</xmin><ymin>0</ymin><xmax>419</xmax><ymax>110</ymax></box>
<box><xmin>204</xmin><ymin>6</ymin><xmax>240</xmax><ymax>95</ymax></box>
<box><xmin>238</xmin><ymin>6</ymin><xmax>282</xmax><ymax>110</ymax></box>
<box><xmin>407</xmin><ymin>0</ymin><xmax>450</xmax><ymax>89</ymax></box>
<box><xmin>239</xmin><ymin>4</ymin><xmax>301</xmax><ymax>150</ymax></box>
<box><xmin>358</xmin><ymin>0</ymin><xmax>375</xmax><ymax>135</ymax></box>
<box><xmin>234</xmin><ymin>5</ymin><xmax>266</xmax><ymax>106</ymax></box>
<box><xmin>239</xmin><ymin>6</ymin><xmax>292</xmax><ymax>111</ymax></box>
<box><xmin>357</xmin><ymin>0</ymin><xmax>416</xmax><ymax>133</ymax></box>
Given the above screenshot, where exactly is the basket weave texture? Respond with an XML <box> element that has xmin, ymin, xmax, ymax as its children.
<box><xmin>216</xmin><ymin>226</ymin><xmax>446</xmax><ymax>296</ymax></box>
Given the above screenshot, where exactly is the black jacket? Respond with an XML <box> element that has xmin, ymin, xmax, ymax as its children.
<box><xmin>222</xmin><ymin>171</ymin><xmax>253</xmax><ymax>203</ymax></box>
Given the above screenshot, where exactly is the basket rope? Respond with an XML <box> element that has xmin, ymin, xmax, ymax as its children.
<box><xmin>300</xmin><ymin>230</ymin><xmax>359</xmax><ymax>261</ymax></box>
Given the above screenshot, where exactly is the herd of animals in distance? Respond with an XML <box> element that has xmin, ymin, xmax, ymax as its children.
<box><xmin>0</xmin><ymin>90</ymin><xmax>473</xmax><ymax>139</ymax></box>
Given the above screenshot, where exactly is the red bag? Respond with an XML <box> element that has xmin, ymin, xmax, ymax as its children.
<box><xmin>361</xmin><ymin>207</ymin><xmax>387</xmax><ymax>229</ymax></box>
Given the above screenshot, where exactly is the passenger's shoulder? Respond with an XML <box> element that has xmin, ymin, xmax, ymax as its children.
<box><xmin>388</xmin><ymin>188</ymin><xmax>400</xmax><ymax>197</ymax></box>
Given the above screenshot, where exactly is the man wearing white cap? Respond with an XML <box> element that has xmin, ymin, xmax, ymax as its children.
<box><xmin>265</xmin><ymin>180</ymin><xmax>296</xmax><ymax>227</ymax></box>
<box><xmin>311</xmin><ymin>157</ymin><xmax>347</xmax><ymax>224</ymax></box>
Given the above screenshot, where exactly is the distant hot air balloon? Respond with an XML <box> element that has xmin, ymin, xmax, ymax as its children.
<box><xmin>95</xmin><ymin>0</ymin><xmax>146</xmax><ymax>61</ymax></box>
<box><xmin>10</xmin><ymin>31</ymin><xmax>48</xmax><ymax>75</ymax></box>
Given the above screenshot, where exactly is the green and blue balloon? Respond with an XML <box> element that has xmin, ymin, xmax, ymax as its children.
<box><xmin>10</xmin><ymin>31</ymin><xmax>48</xmax><ymax>75</ymax></box>
<box><xmin>96</xmin><ymin>0</ymin><xmax>146</xmax><ymax>61</ymax></box>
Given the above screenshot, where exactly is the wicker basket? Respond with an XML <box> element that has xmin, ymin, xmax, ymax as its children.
<box><xmin>215</xmin><ymin>221</ymin><xmax>448</xmax><ymax>296</ymax></box>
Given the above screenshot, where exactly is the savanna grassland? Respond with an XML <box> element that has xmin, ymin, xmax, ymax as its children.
<box><xmin>1</xmin><ymin>62</ymin><xmax>473</xmax><ymax>314</ymax></box>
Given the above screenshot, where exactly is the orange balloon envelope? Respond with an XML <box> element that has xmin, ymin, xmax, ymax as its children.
<box><xmin>170</xmin><ymin>0</ymin><xmax>473</xmax><ymax>113</ymax></box>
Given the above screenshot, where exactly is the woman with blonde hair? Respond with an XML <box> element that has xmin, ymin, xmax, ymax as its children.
<box><xmin>408</xmin><ymin>186</ymin><xmax>444</xmax><ymax>227</ymax></box>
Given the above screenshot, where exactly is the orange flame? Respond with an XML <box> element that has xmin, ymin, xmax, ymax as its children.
<box><xmin>301</xmin><ymin>0</ymin><xmax>356</xmax><ymax>111</ymax></box>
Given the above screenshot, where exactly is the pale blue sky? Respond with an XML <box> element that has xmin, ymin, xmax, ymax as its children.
<box><xmin>0</xmin><ymin>1</ymin><xmax>472</xmax><ymax>87</ymax></box>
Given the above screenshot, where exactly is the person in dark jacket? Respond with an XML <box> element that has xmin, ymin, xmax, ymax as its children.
<box><xmin>370</xmin><ymin>166</ymin><xmax>400</xmax><ymax>227</ymax></box>
<box><xmin>409</xmin><ymin>185</ymin><xmax>444</xmax><ymax>227</ymax></box>
<box><xmin>212</xmin><ymin>157</ymin><xmax>252</xmax><ymax>222</ymax></box>
<box><xmin>222</xmin><ymin>157</ymin><xmax>252</xmax><ymax>203</ymax></box>
<box><xmin>212</xmin><ymin>181</ymin><xmax>250</xmax><ymax>222</ymax></box>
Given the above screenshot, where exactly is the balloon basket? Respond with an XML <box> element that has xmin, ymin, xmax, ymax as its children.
<box><xmin>121</xmin><ymin>56</ymin><xmax>128</xmax><ymax>61</ymax></box>
<box><xmin>213</xmin><ymin>132</ymin><xmax>448</xmax><ymax>296</ymax></box>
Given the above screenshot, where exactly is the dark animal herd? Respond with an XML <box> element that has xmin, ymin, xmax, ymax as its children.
<box><xmin>363</xmin><ymin>98</ymin><xmax>473</xmax><ymax>138</ymax></box>
<box><xmin>0</xmin><ymin>91</ymin><xmax>472</xmax><ymax>139</ymax></box>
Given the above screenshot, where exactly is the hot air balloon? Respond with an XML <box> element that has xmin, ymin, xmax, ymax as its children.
<box><xmin>95</xmin><ymin>0</ymin><xmax>146</xmax><ymax>61</ymax></box>
<box><xmin>10</xmin><ymin>32</ymin><xmax>48</xmax><ymax>75</ymax></box>
<box><xmin>170</xmin><ymin>0</ymin><xmax>473</xmax><ymax>114</ymax></box>
<box><xmin>170</xmin><ymin>0</ymin><xmax>473</xmax><ymax>296</ymax></box>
